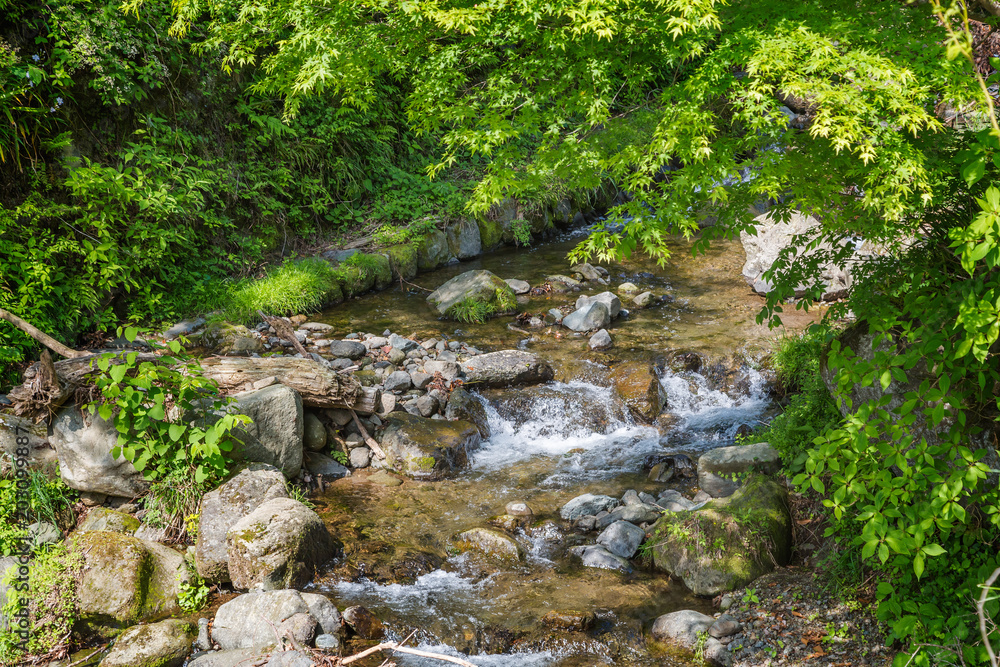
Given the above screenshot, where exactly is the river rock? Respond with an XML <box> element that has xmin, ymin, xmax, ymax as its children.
<box><xmin>265</xmin><ymin>651</ymin><xmax>314</xmax><ymax>667</ymax></box>
<box><xmin>305</xmin><ymin>452</ymin><xmax>350</xmax><ymax>478</ymax></box>
<box><xmin>203</xmin><ymin>322</ymin><xmax>262</xmax><ymax>355</ymax></box>
<box><xmin>461</xmin><ymin>350</ymin><xmax>554</xmax><ymax>387</ymax></box>
<box><xmin>562</xmin><ymin>301</ymin><xmax>610</xmax><ymax>332</ymax></box>
<box><xmin>560</xmin><ymin>494</ymin><xmax>618</xmax><ymax>520</ymax></box>
<box><xmin>567</xmin><ymin>544</ymin><xmax>633</xmax><ymax>573</ymax></box>
<box><xmin>444</xmin><ymin>387</ymin><xmax>491</xmax><ymax>438</ymax></box>
<box><xmin>454</xmin><ymin>527</ymin><xmax>525</xmax><ymax>562</ymax></box>
<box><xmin>380</xmin><ymin>412</ymin><xmax>481</xmax><ymax>479</ymax></box>
<box><xmin>343</xmin><ymin>605</ymin><xmax>386</xmax><ymax>639</ymax></box>
<box><xmin>596</xmin><ymin>520</ymin><xmax>645</xmax><ymax>559</ymax></box>
<box><xmin>698</xmin><ymin>442</ymin><xmax>781</xmax><ymax>498</ymax></box>
<box><xmin>388</xmin><ymin>333</ymin><xmax>418</xmax><ymax>352</ymax></box>
<box><xmin>303</xmin><ymin>413</ymin><xmax>327</xmax><ymax>452</ymax></box>
<box><xmin>50</xmin><ymin>407</ymin><xmax>149</xmax><ymax>497</ymax></box>
<box><xmin>426</xmin><ymin>270</ymin><xmax>512</xmax><ymax>317</ymax></box>
<box><xmin>740</xmin><ymin>210</ymin><xmax>856</xmax><ymax>301</ymax></box>
<box><xmin>77</xmin><ymin>508</ymin><xmax>139</xmax><ymax>535</ymax></box>
<box><xmin>417</xmin><ymin>229</ymin><xmax>451</xmax><ymax>271</ymax></box>
<box><xmin>610</xmin><ymin>361</ymin><xmax>666</xmax><ymax>422</ymax></box>
<box><xmin>98</xmin><ymin>618</ymin><xmax>196</xmax><ymax>667</ymax></box>
<box><xmin>542</xmin><ymin>610</ymin><xmax>595</xmax><ymax>632</ymax></box>
<box><xmin>196</xmin><ymin>465</ymin><xmax>289</xmax><ymax>582</ymax></box>
<box><xmin>227</xmin><ymin>384</ymin><xmax>304</xmax><ymax>478</ymax></box>
<box><xmin>446</xmin><ymin>219</ymin><xmax>483</xmax><ymax>259</ymax></box>
<box><xmin>227</xmin><ymin>497</ymin><xmax>337</xmax><ymax>590</ymax></box>
<box><xmin>632</xmin><ymin>291</ymin><xmax>654</xmax><ymax>308</ymax></box>
<box><xmin>505</xmin><ymin>278</ymin><xmax>530</xmax><ymax>294</ymax></box>
<box><xmin>651</xmin><ymin>610</ymin><xmax>732</xmax><ymax>667</ymax></box>
<box><xmin>424</xmin><ymin>359</ymin><xmax>461</xmax><ymax>380</ymax></box>
<box><xmin>648</xmin><ymin>475</ymin><xmax>791</xmax><ymax>596</ymax></box>
<box><xmin>709</xmin><ymin>614</ymin><xmax>742</xmax><ymax>638</ymax></box>
<box><xmin>589</xmin><ymin>329</ymin><xmax>612</xmax><ymax>351</ymax></box>
<box><xmin>350</xmin><ymin>446</ymin><xmax>371</xmax><ymax>468</ymax></box>
<box><xmin>74</xmin><ymin>531</ymin><xmax>190</xmax><ymax>628</ymax></box>
<box><xmin>618</xmin><ymin>282</ymin><xmax>639</xmax><ymax>293</ymax></box>
<box><xmin>575</xmin><ymin>291</ymin><xmax>621</xmax><ymax>318</ymax></box>
<box><xmin>384</xmin><ymin>370</ymin><xmax>412</xmax><ymax>392</ymax></box>
<box><xmin>570</xmin><ymin>263</ymin><xmax>603</xmax><ymax>281</ymax></box>
<box><xmin>188</xmin><ymin>649</ymin><xmax>264</xmax><ymax>667</ymax></box>
<box><xmin>505</xmin><ymin>501</ymin><xmax>533</xmax><ymax>516</ymax></box>
<box><xmin>327</xmin><ymin>340</ymin><xmax>366</xmax><ymax>360</ymax></box>
<box><xmin>212</xmin><ymin>589</ymin><xmax>341</xmax><ymax>650</ymax></box>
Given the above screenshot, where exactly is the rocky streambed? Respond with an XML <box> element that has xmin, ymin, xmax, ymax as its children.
<box><xmin>2</xmin><ymin>225</ymin><xmax>830</xmax><ymax>667</ymax></box>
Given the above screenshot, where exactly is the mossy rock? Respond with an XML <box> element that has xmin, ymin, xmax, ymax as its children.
<box><xmin>336</xmin><ymin>264</ymin><xmax>375</xmax><ymax>298</ymax></box>
<box><xmin>354</xmin><ymin>370</ymin><xmax>379</xmax><ymax>387</ymax></box>
<box><xmin>426</xmin><ymin>269</ymin><xmax>517</xmax><ymax>321</ymax></box>
<box><xmin>72</xmin><ymin>531</ymin><xmax>189</xmax><ymax>631</ymax></box>
<box><xmin>477</xmin><ymin>217</ymin><xmax>505</xmax><ymax>252</ymax></box>
<box><xmin>322</xmin><ymin>280</ymin><xmax>345</xmax><ymax>306</ymax></box>
<box><xmin>202</xmin><ymin>322</ymin><xmax>262</xmax><ymax>355</ymax></box>
<box><xmin>368</xmin><ymin>253</ymin><xmax>393</xmax><ymax>289</ymax></box>
<box><xmin>77</xmin><ymin>508</ymin><xmax>140</xmax><ymax>535</ymax></box>
<box><xmin>417</xmin><ymin>228</ymin><xmax>451</xmax><ymax>270</ymax></box>
<box><xmin>452</xmin><ymin>527</ymin><xmax>525</xmax><ymax>563</ymax></box>
<box><xmin>380</xmin><ymin>412</ymin><xmax>482</xmax><ymax>479</ymax></box>
<box><xmin>647</xmin><ymin>475</ymin><xmax>791</xmax><ymax>596</ymax></box>
<box><xmin>98</xmin><ymin>618</ymin><xmax>196</xmax><ymax>667</ymax></box>
<box><xmin>386</xmin><ymin>244</ymin><xmax>418</xmax><ymax>281</ymax></box>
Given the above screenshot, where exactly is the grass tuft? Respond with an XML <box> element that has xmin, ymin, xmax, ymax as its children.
<box><xmin>224</xmin><ymin>258</ymin><xmax>341</xmax><ymax>324</ymax></box>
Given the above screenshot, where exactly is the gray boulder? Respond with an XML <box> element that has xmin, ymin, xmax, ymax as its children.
<box><xmin>588</xmin><ymin>329</ymin><xmax>612</xmax><ymax>351</ymax></box>
<box><xmin>444</xmin><ymin>387</ymin><xmax>491</xmax><ymax>438</ymax></box>
<box><xmin>98</xmin><ymin>618</ymin><xmax>196</xmax><ymax>667</ymax></box>
<box><xmin>570</xmin><ymin>263</ymin><xmax>603</xmax><ymax>281</ymax></box>
<box><xmin>560</xmin><ymin>494</ymin><xmax>618</xmax><ymax>520</ymax></box>
<box><xmin>426</xmin><ymin>270</ymin><xmax>513</xmax><ymax>317</ymax></box>
<box><xmin>651</xmin><ymin>610</ymin><xmax>731</xmax><ymax>666</ymax></box>
<box><xmin>740</xmin><ymin>210</ymin><xmax>857</xmax><ymax>301</ymax></box>
<box><xmin>567</xmin><ymin>545</ymin><xmax>633</xmax><ymax>573</ymax></box>
<box><xmin>698</xmin><ymin>442</ymin><xmax>781</xmax><ymax>498</ymax></box>
<box><xmin>379</xmin><ymin>413</ymin><xmax>481</xmax><ymax>479</ymax></box>
<box><xmin>50</xmin><ymin>407</ymin><xmax>148</xmax><ymax>497</ymax></box>
<box><xmin>632</xmin><ymin>291</ymin><xmax>654</xmax><ymax>308</ymax></box>
<box><xmin>227</xmin><ymin>384</ymin><xmax>304</xmax><ymax>478</ymax></box>
<box><xmin>575</xmin><ymin>291</ymin><xmax>621</xmax><ymax>318</ymax></box>
<box><xmin>327</xmin><ymin>340</ymin><xmax>366</xmax><ymax>360</ymax></box>
<box><xmin>384</xmin><ymin>370</ymin><xmax>412</xmax><ymax>392</ymax></box>
<box><xmin>417</xmin><ymin>229</ymin><xmax>451</xmax><ymax>271</ymax></box>
<box><xmin>196</xmin><ymin>465</ymin><xmax>289</xmax><ymax>582</ymax></box>
<box><xmin>596</xmin><ymin>520</ymin><xmax>645</xmax><ymax>559</ymax></box>
<box><xmin>227</xmin><ymin>498</ymin><xmax>337</xmax><ymax>591</ymax></box>
<box><xmin>211</xmin><ymin>589</ymin><xmax>341</xmax><ymax>650</ymax></box>
<box><xmin>461</xmin><ymin>350</ymin><xmax>554</xmax><ymax>388</ymax></box>
<box><xmin>562</xmin><ymin>301</ymin><xmax>610</xmax><ymax>332</ymax></box>
<box><xmin>446</xmin><ymin>219</ymin><xmax>483</xmax><ymax>259</ymax></box>
<box><xmin>78</xmin><ymin>508</ymin><xmax>140</xmax><ymax>535</ymax></box>
<box><xmin>303</xmin><ymin>412</ymin><xmax>327</xmax><ymax>452</ymax></box>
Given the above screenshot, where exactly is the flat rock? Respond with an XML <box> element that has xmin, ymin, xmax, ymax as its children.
<box><xmin>188</xmin><ymin>649</ymin><xmax>263</xmax><ymax>667</ymax></box>
<box><xmin>77</xmin><ymin>508</ymin><xmax>139</xmax><ymax>535</ymax></box>
<box><xmin>211</xmin><ymin>589</ymin><xmax>341</xmax><ymax>650</ymax></box>
<box><xmin>560</xmin><ymin>494</ymin><xmax>618</xmax><ymax>520</ymax></box>
<box><xmin>567</xmin><ymin>544</ymin><xmax>633</xmax><ymax>573</ymax></box>
<box><xmin>461</xmin><ymin>350</ymin><xmax>554</xmax><ymax>387</ymax></box>
<box><xmin>505</xmin><ymin>278</ymin><xmax>531</xmax><ymax>294</ymax></box>
<box><xmin>388</xmin><ymin>333</ymin><xmax>418</xmax><ymax>352</ymax></box>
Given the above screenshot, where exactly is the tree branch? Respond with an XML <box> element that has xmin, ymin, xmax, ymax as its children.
<box><xmin>0</xmin><ymin>308</ymin><xmax>88</xmax><ymax>359</ymax></box>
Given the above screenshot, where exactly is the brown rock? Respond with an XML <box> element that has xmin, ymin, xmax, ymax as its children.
<box><xmin>343</xmin><ymin>605</ymin><xmax>385</xmax><ymax>639</ymax></box>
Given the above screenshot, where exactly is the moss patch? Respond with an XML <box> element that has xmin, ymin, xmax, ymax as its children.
<box><xmin>477</xmin><ymin>217</ymin><xmax>505</xmax><ymax>251</ymax></box>
<box><xmin>386</xmin><ymin>244</ymin><xmax>418</xmax><ymax>281</ymax></box>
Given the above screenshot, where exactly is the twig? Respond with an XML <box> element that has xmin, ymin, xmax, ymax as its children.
<box><xmin>350</xmin><ymin>408</ymin><xmax>387</xmax><ymax>459</ymax></box>
<box><xmin>340</xmin><ymin>642</ymin><xmax>477</xmax><ymax>667</ymax></box>
<box><xmin>0</xmin><ymin>308</ymin><xmax>87</xmax><ymax>359</ymax></box>
<box><xmin>979</xmin><ymin>566</ymin><xmax>1000</xmax><ymax>667</ymax></box>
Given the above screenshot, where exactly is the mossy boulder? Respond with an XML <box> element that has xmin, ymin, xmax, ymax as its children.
<box><xmin>445</xmin><ymin>219</ymin><xmax>483</xmax><ymax>259</ymax></box>
<box><xmin>386</xmin><ymin>244</ymin><xmax>418</xmax><ymax>281</ymax></box>
<box><xmin>368</xmin><ymin>253</ymin><xmax>393</xmax><ymax>289</ymax></box>
<box><xmin>609</xmin><ymin>361</ymin><xmax>666</xmax><ymax>422</ymax></box>
<box><xmin>72</xmin><ymin>531</ymin><xmax>190</xmax><ymax>630</ymax></box>
<box><xmin>426</xmin><ymin>269</ymin><xmax>516</xmax><ymax>319</ymax></box>
<box><xmin>379</xmin><ymin>412</ymin><xmax>482</xmax><ymax>479</ymax></box>
<box><xmin>202</xmin><ymin>322</ymin><xmax>262</xmax><ymax>355</ymax></box>
<box><xmin>98</xmin><ymin>618</ymin><xmax>196</xmax><ymax>667</ymax></box>
<box><xmin>648</xmin><ymin>475</ymin><xmax>792</xmax><ymax>596</ymax></box>
<box><xmin>226</xmin><ymin>497</ymin><xmax>337</xmax><ymax>591</ymax></box>
<box><xmin>477</xmin><ymin>217</ymin><xmax>505</xmax><ymax>252</ymax></box>
<box><xmin>417</xmin><ymin>228</ymin><xmax>450</xmax><ymax>270</ymax></box>
<box><xmin>77</xmin><ymin>508</ymin><xmax>140</xmax><ymax>535</ymax></box>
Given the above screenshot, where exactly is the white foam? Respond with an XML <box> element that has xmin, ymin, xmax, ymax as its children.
<box><xmin>329</xmin><ymin>569</ymin><xmax>479</xmax><ymax>613</ymax></box>
<box><xmin>393</xmin><ymin>644</ymin><xmax>557</xmax><ymax>666</ymax></box>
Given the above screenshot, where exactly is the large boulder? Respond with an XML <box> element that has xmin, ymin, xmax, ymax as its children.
<box><xmin>740</xmin><ymin>210</ymin><xmax>858</xmax><ymax>301</ymax></box>
<box><xmin>227</xmin><ymin>497</ymin><xmax>337</xmax><ymax>591</ymax></box>
<box><xmin>651</xmin><ymin>610</ymin><xmax>732</xmax><ymax>667</ymax></box>
<box><xmin>609</xmin><ymin>361</ymin><xmax>666</xmax><ymax>422</ymax></box>
<box><xmin>575</xmin><ymin>292</ymin><xmax>621</xmax><ymax>318</ymax></box>
<box><xmin>446</xmin><ymin>219</ymin><xmax>483</xmax><ymax>259</ymax></box>
<box><xmin>379</xmin><ymin>413</ymin><xmax>482</xmax><ymax>479</ymax></box>
<box><xmin>98</xmin><ymin>618</ymin><xmax>196</xmax><ymax>667</ymax></box>
<box><xmin>211</xmin><ymin>589</ymin><xmax>342</xmax><ymax>650</ymax></box>
<box><xmin>49</xmin><ymin>408</ymin><xmax>149</xmax><ymax>498</ymax></box>
<box><xmin>426</xmin><ymin>270</ymin><xmax>514</xmax><ymax>318</ymax></box>
<box><xmin>648</xmin><ymin>475</ymin><xmax>791</xmax><ymax>596</ymax></box>
<box><xmin>227</xmin><ymin>384</ymin><xmax>304</xmax><ymax>478</ymax></box>
<box><xmin>203</xmin><ymin>322</ymin><xmax>263</xmax><ymax>355</ymax></box>
<box><xmin>73</xmin><ymin>531</ymin><xmax>190</xmax><ymax>629</ymax></box>
<box><xmin>461</xmin><ymin>350</ymin><xmax>554</xmax><ymax>388</ymax></box>
<box><xmin>196</xmin><ymin>465</ymin><xmax>289</xmax><ymax>582</ymax></box>
<box><xmin>417</xmin><ymin>228</ymin><xmax>451</xmax><ymax>271</ymax></box>
<box><xmin>444</xmin><ymin>387</ymin><xmax>491</xmax><ymax>438</ymax></box>
<box><xmin>698</xmin><ymin>443</ymin><xmax>782</xmax><ymax>498</ymax></box>
<box><xmin>561</xmin><ymin>301</ymin><xmax>611</xmax><ymax>332</ymax></box>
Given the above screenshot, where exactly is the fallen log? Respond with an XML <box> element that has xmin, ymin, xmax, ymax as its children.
<box><xmin>0</xmin><ymin>308</ymin><xmax>88</xmax><ymax>359</ymax></box>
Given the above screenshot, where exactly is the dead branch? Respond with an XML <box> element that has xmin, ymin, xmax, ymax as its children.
<box><xmin>0</xmin><ymin>308</ymin><xmax>88</xmax><ymax>359</ymax></box>
<box><xmin>259</xmin><ymin>310</ymin><xmax>311</xmax><ymax>358</ymax></box>
<box><xmin>350</xmin><ymin>408</ymin><xmax>386</xmax><ymax>459</ymax></box>
<box><xmin>979</xmin><ymin>565</ymin><xmax>1000</xmax><ymax>667</ymax></box>
<box><xmin>339</xmin><ymin>642</ymin><xmax>476</xmax><ymax>667</ymax></box>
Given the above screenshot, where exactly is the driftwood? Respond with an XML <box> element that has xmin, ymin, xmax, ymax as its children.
<box><xmin>0</xmin><ymin>308</ymin><xmax>88</xmax><ymax>359</ymax></box>
<box><xmin>9</xmin><ymin>353</ymin><xmax>378</xmax><ymax>418</ymax></box>
<box><xmin>340</xmin><ymin>642</ymin><xmax>476</xmax><ymax>666</ymax></box>
<box><xmin>259</xmin><ymin>311</ymin><xmax>311</xmax><ymax>357</ymax></box>
<box><xmin>350</xmin><ymin>408</ymin><xmax>386</xmax><ymax>459</ymax></box>
<box><xmin>198</xmin><ymin>356</ymin><xmax>379</xmax><ymax>413</ymax></box>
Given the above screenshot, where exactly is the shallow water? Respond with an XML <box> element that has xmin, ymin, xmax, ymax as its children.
<box><xmin>307</xmin><ymin>229</ymin><xmax>820</xmax><ymax>665</ymax></box>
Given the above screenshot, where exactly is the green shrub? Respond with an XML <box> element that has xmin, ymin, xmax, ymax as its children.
<box><xmin>224</xmin><ymin>258</ymin><xmax>342</xmax><ymax>324</ymax></box>
<box><xmin>447</xmin><ymin>287</ymin><xmax>516</xmax><ymax>323</ymax></box>
<box><xmin>0</xmin><ymin>466</ymin><xmax>76</xmax><ymax>556</ymax></box>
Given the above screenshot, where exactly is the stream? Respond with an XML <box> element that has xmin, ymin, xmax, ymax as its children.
<box><xmin>296</xmin><ymin>229</ymin><xmax>820</xmax><ymax>665</ymax></box>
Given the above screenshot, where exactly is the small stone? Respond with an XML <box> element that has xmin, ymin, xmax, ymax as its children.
<box><xmin>421</xmin><ymin>338</ymin><xmax>438</xmax><ymax>350</ymax></box>
<box><xmin>719</xmin><ymin>593</ymin><xmax>734</xmax><ymax>611</ymax></box>
<box><xmin>621</xmin><ymin>490</ymin><xmax>641</xmax><ymax>505</ymax></box>
<box><xmin>327</xmin><ymin>340</ymin><xmax>366</xmax><ymax>360</ymax></box>
<box><xmin>618</xmin><ymin>282</ymin><xmax>639</xmax><ymax>293</ymax></box>
<box><xmin>709</xmin><ymin>614</ymin><xmax>742</xmax><ymax>638</ymax></box>
<box><xmin>350</xmin><ymin>447</ymin><xmax>372</xmax><ymax>468</ymax></box>
<box><xmin>195</xmin><ymin>617</ymin><xmax>212</xmax><ymax>650</ymax></box>
<box><xmin>560</xmin><ymin>494</ymin><xmax>618</xmax><ymax>520</ymax></box>
<box><xmin>589</xmin><ymin>329</ymin><xmax>612</xmax><ymax>350</ymax></box>
<box><xmin>547</xmin><ymin>308</ymin><xmax>564</xmax><ymax>323</ymax></box>
<box><xmin>388</xmin><ymin>348</ymin><xmax>407</xmax><ymax>365</ymax></box>
<box><xmin>575</xmin><ymin>516</ymin><xmax>596</xmax><ymax>531</ymax></box>
<box><xmin>366</xmin><ymin>336</ymin><xmax>388</xmax><ymax>349</ymax></box>
<box><xmin>567</xmin><ymin>544</ymin><xmax>633</xmax><ymax>573</ymax></box>
<box><xmin>414</xmin><ymin>394</ymin><xmax>439</xmax><ymax>418</ymax></box>
<box><xmin>505</xmin><ymin>278</ymin><xmax>531</xmax><ymax>294</ymax></box>
<box><xmin>424</xmin><ymin>359</ymin><xmax>460</xmax><ymax>380</ymax></box>
<box><xmin>326</xmin><ymin>409</ymin><xmax>353</xmax><ymax>427</ymax></box>
<box><xmin>378</xmin><ymin>393</ymin><xmax>397</xmax><ymax>415</ymax></box>
<box><xmin>693</xmin><ymin>490</ymin><xmax>712</xmax><ymax>503</ymax></box>
<box><xmin>303</xmin><ymin>413</ymin><xmax>327</xmax><ymax>452</ymax></box>
<box><xmin>596</xmin><ymin>520</ymin><xmax>645</xmax><ymax>559</ymax></box>
<box><xmin>542</xmin><ymin>610</ymin><xmax>595</xmax><ymax>632</ymax></box>
<box><xmin>388</xmin><ymin>333</ymin><xmax>418</xmax><ymax>352</ymax></box>
<box><xmin>638</xmin><ymin>492</ymin><xmax>658</xmax><ymax>505</ymax></box>
<box><xmin>505</xmin><ymin>501</ymin><xmax>533</xmax><ymax>516</ymax></box>
<box><xmin>384</xmin><ymin>371</ymin><xmax>412</xmax><ymax>392</ymax></box>
<box><xmin>345</xmin><ymin>433</ymin><xmax>365</xmax><ymax>449</ymax></box>
<box><xmin>315</xmin><ymin>633</ymin><xmax>340</xmax><ymax>650</ymax></box>
<box><xmin>410</xmin><ymin>372</ymin><xmax>433</xmax><ymax>389</ymax></box>
<box><xmin>632</xmin><ymin>291</ymin><xmax>654</xmax><ymax>308</ymax></box>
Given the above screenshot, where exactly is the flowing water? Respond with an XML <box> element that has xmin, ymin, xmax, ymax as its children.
<box><xmin>304</xmin><ymin>229</ymin><xmax>821</xmax><ymax>665</ymax></box>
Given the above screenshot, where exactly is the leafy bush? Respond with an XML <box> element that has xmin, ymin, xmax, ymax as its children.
<box><xmin>224</xmin><ymin>258</ymin><xmax>341</xmax><ymax>324</ymax></box>
<box><xmin>0</xmin><ymin>466</ymin><xmax>76</xmax><ymax>556</ymax></box>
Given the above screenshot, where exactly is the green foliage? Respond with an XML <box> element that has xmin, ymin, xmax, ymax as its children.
<box><xmin>447</xmin><ymin>287</ymin><xmax>516</xmax><ymax>324</ymax></box>
<box><xmin>177</xmin><ymin>568</ymin><xmax>210</xmax><ymax>612</ymax></box>
<box><xmin>0</xmin><ymin>543</ymin><xmax>82</xmax><ymax>663</ymax></box>
<box><xmin>0</xmin><ymin>465</ymin><xmax>76</xmax><ymax>556</ymax></box>
<box><xmin>329</xmin><ymin>450</ymin><xmax>348</xmax><ymax>467</ymax></box>
<box><xmin>224</xmin><ymin>258</ymin><xmax>341</xmax><ymax>324</ymax></box>
<box><xmin>88</xmin><ymin>332</ymin><xmax>249</xmax><ymax>486</ymax></box>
